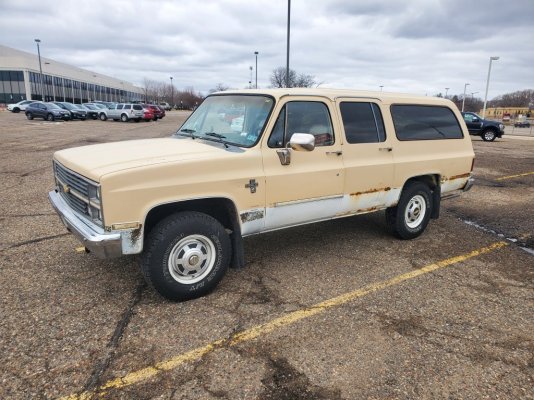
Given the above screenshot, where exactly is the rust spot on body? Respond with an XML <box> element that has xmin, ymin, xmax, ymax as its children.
<box><xmin>449</xmin><ymin>173</ymin><xmax>471</xmax><ymax>180</ymax></box>
<box><xmin>130</xmin><ymin>226</ymin><xmax>142</xmax><ymax>245</ymax></box>
<box><xmin>350</xmin><ymin>187</ymin><xmax>391</xmax><ymax>197</ymax></box>
<box><xmin>240</xmin><ymin>210</ymin><xmax>264</xmax><ymax>223</ymax></box>
<box><xmin>357</xmin><ymin>206</ymin><xmax>378</xmax><ymax>213</ymax></box>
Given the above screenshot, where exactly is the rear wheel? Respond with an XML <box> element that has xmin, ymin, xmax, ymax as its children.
<box><xmin>141</xmin><ymin>211</ymin><xmax>231</xmax><ymax>301</ymax></box>
<box><xmin>120</xmin><ymin>114</ymin><xmax>128</xmax><ymax>122</ymax></box>
<box><xmin>13</xmin><ymin>107</ymin><xmax>20</xmax><ymax>113</ymax></box>
<box><xmin>26</xmin><ymin>112</ymin><xmax>33</xmax><ymax>120</ymax></box>
<box><xmin>386</xmin><ymin>182</ymin><xmax>432</xmax><ymax>239</ymax></box>
<box><xmin>482</xmin><ymin>130</ymin><xmax>496</xmax><ymax>142</ymax></box>
<box><xmin>46</xmin><ymin>113</ymin><xmax>55</xmax><ymax>121</ymax></box>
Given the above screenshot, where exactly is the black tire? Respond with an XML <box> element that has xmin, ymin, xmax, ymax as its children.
<box><xmin>81</xmin><ymin>118</ymin><xmax>87</xmax><ymax>121</ymax></box>
<box><xmin>13</xmin><ymin>107</ymin><xmax>20</xmax><ymax>113</ymax></box>
<box><xmin>481</xmin><ymin>129</ymin><xmax>496</xmax><ymax>142</ymax></box>
<box><xmin>46</xmin><ymin>113</ymin><xmax>55</xmax><ymax>121</ymax></box>
<box><xmin>120</xmin><ymin>114</ymin><xmax>128</xmax><ymax>122</ymax></box>
<box><xmin>386</xmin><ymin>182</ymin><xmax>433</xmax><ymax>240</ymax></box>
<box><xmin>153</xmin><ymin>116</ymin><xmax>158</xmax><ymax>121</ymax></box>
<box><xmin>141</xmin><ymin>211</ymin><xmax>231</xmax><ymax>301</ymax></box>
<box><xmin>99</xmin><ymin>113</ymin><xmax>107</xmax><ymax>121</ymax></box>
<box><xmin>26</xmin><ymin>112</ymin><xmax>33</xmax><ymax>120</ymax></box>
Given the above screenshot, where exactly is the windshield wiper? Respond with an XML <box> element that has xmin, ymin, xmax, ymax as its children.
<box><xmin>176</xmin><ymin>128</ymin><xmax>198</xmax><ymax>139</ymax></box>
<box><xmin>202</xmin><ymin>132</ymin><xmax>229</xmax><ymax>148</ymax></box>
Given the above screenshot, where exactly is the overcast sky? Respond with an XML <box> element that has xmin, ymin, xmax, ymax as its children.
<box><xmin>1</xmin><ymin>0</ymin><xmax>533</xmax><ymax>98</ymax></box>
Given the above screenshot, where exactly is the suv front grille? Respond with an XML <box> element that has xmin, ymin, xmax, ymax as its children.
<box><xmin>54</xmin><ymin>161</ymin><xmax>91</xmax><ymax>217</ymax></box>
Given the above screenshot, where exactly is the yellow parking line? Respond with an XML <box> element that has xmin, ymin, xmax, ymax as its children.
<box><xmin>59</xmin><ymin>241</ymin><xmax>508</xmax><ymax>400</ymax></box>
<box><xmin>495</xmin><ymin>171</ymin><xmax>534</xmax><ymax>181</ymax></box>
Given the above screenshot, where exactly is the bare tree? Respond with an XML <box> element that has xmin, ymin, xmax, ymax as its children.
<box><xmin>270</xmin><ymin>67</ymin><xmax>316</xmax><ymax>88</ymax></box>
<box><xmin>209</xmin><ymin>83</ymin><xmax>230</xmax><ymax>94</ymax></box>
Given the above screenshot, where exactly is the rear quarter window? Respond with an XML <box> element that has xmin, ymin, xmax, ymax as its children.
<box><xmin>391</xmin><ymin>105</ymin><xmax>463</xmax><ymax>140</ymax></box>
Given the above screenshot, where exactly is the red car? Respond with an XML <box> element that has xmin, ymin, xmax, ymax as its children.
<box><xmin>143</xmin><ymin>104</ymin><xmax>165</xmax><ymax>121</ymax></box>
<box><xmin>142</xmin><ymin>106</ymin><xmax>155</xmax><ymax>122</ymax></box>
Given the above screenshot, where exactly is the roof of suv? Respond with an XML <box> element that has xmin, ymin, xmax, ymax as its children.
<box><xmin>215</xmin><ymin>88</ymin><xmax>454</xmax><ymax>106</ymax></box>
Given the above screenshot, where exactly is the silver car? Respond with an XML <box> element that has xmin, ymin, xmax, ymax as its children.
<box><xmin>107</xmin><ymin>103</ymin><xmax>144</xmax><ymax>122</ymax></box>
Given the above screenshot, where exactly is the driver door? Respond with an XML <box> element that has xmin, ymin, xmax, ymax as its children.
<box><xmin>261</xmin><ymin>98</ymin><xmax>344</xmax><ymax>230</ymax></box>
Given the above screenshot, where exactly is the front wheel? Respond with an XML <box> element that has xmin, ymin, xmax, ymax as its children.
<box><xmin>26</xmin><ymin>113</ymin><xmax>33</xmax><ymax>120</ymax></box>
<box><xmin>386</xmin><ymin>182</ymin><xmax>432</xmax><ymax>240</ymax></box>
<box><xmin>141</xmin><ymin>211</ymin><xmax>231</xmax><ymax>301</ymax></box>
<box><xmin>46</xmin><ymin>113</ymin><xmax>55</xmax><ymax>121</ymax></box>
<box><xmin>99</xmin><ymin>113</ymin><xmax>107</xmax><ymax>121</ymax></box>
<box><xmin>13</xmin><ymin>107</ymin><xmax>20</xmax><ymax>113</ymax></box>
<box><xmin>482</xmin><ymin>130</ymin><xmax>496</xmax><ymax>142</ymax></box>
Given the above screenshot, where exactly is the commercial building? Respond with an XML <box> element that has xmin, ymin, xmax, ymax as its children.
<box><xmin>0</xmin><ymin>44</ymin><xmax>143</xmax><ymax>105</ymax></box>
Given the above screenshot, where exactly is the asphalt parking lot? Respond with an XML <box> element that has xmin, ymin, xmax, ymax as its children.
<box><xmin>0</xmin><ymin>111</ymin><xmax>532</xmax><ymax>400</ymax></box>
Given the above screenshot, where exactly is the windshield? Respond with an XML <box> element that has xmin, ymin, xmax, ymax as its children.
<box><xmin>47</xmin><ymin>103</ymin><xmax>61</xmax><ymax>110</ymax></box>
<box><xmin>61</xmin><ymin>102</ymin><xmax>76</xmax><ymax>110</ymax></box>
<box><xmin>176</xmin><ymin>95</ymin><xmax>274</xmax><ymax>148</ymax></box>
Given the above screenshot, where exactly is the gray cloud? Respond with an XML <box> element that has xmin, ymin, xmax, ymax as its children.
<box><xmin>0</xmin><ymin>0</ymin><xmax>532</xmax><ymax>99</ymax></box>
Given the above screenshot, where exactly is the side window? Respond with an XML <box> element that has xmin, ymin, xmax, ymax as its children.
<box><xmin>391</xmin><ymin>105</ymin><xmax>464</xmax><ymax>141</ymax></box>
<box><xmin>340</xmin><ymin>102</ymin><xmax>386</xmax><ymax>144</ymax></box>
<box><xmin>268</xmin><ymin>101</ymin><xmax>334</xmax><ymax>148</ymax></box>
<box><xmin>124</xmin><ymin>104</ymin><xmax>131</xmax><ymax>110</ymax></box>
<box><xmin>133</xmin><ymin>105</ymin><xmax>142</xmax><ymax>110</ymax></box>
<box><xmin>463</xmin><ymin>113</ymin><xmax>474</xmax><ymax>122</ymax></box>
<box><xmin>116</xmin><ymin>104</ymin><xmax>123</xmax><ymax>110</ymax></box>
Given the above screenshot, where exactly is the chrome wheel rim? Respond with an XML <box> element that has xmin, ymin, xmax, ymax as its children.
<box><xmin>168</xmin><ymin>235</ymin><xmax>216</xmax><ymax>284</ymax></box>
<box><xmin>405</xmin><ymin>195</ymin><xmax>426</xmax><ymax>229</ymax></box>
<box><xmin>484</xmin><ymin>131</ymin><xmax>495</xmax><ymax>141</ymax></box>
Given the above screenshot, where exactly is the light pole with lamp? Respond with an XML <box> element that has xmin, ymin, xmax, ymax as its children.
<box><xmin>461</xmin><ymin>83</ymin><xmax>470</xmax><ymax>112</ymax></box>
<box><xmin>254</xmin><ymin>51</ymin><xmax>258</xmax><ymax>88</ymax></box>
<box><xmin>379</xmin><ymin>85</ymin><xmax>383</xmax><ymax>91</ymax></box>
<box><xmin>34</xmin><ymin>39</ymin><xmax>44</xmax><ymax>101</ymax></box>
<box><xmin>445</xmin><ymin>87</ymin><xmax>450</xmax><ymax>98</ymax></box>
<box><xmin>170</xmin><ymin>76</ymin><xmax>174</xmax><ymax>109</ymax></box>
<box><xmin>482</xmin><ymin>56</ymin><xmax>499</xmax><ymax>119</ymax></box>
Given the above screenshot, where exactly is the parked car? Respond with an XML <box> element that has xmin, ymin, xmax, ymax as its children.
<box><xmin>159</xmin><ymin>102</ymin><xmax>171</xmax><ymax>111</ymax></box>
<box><xmin>513</xmin><ymin>116</ymin><xmax>531</xmax><ymax>128</ymax></box>
<box><xmin>85</xmin><ymin>103</ymin><xmax>109</xmax><ymax>121</ymax></box>
<box><xmin>49</xmin><ymin>89</ymin><xmax>475</xmax><ymax>301</ymax></box>
<box><xmin>461</xmin><ymin>112</ymin><xmax>505</xmax><ymax>142</ymax></box>
<box><xmin>156</xmin><ymin>105</ymin><xmax>166</xmax><ymax>118</ymax></box>
<box><xmin>25</xmin><ymin>102</ymin><xmax>71</xmax><ymax>121</ymax></box>
<box><xmin>80</xmin><ymin>104</ymin><xmax>99</xmax><ymax>120</ymax></box>
<box><xmin>107</xmin><ymin>103</ymin><xmax>144</xmax><ymax>122</ymax></box>
<box><xmin>52</xmin><ymin>102</ymin><xmax>87</xmax><ymax>120</ymax></box>
<box><xmin>7</xmin><ymin>100</ymin><xmax>39</xmax><ymax>113</ymax></box>
<box><xmin>144</xmin><ymin>104</ymin><xmax>164</xmax><ymax>120</ymax></box>
<box><xmin>142</xmin><ymin>106</ymin><xmax>155</xmax><ymax>121</ymax></box>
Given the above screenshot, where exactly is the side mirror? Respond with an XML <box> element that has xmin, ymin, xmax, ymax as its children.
<box><xmin>289</xmin><ymin>133</ymin><xmax>315</xmax><ymax>152</ymax></box>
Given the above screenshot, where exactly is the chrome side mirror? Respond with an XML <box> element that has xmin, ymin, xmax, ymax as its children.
<box><xmin>289</xmin><ymin>133</ymin><xmax>315</xmax><ymax>152</ymax></box>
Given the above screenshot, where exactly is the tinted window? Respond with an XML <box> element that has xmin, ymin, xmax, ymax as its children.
<box><xmin>133</xmin><ymin>105</ymin><xmax>142</xmax><ymax>110</ymax></box>
<box><xmin>268</xmin><ymin>101</ymin><xmax>334</xmax><ymax>148</ymax></box>
<box><xmin>391</xmin><ymin>105</ymin><xmax>463</xmax><ymax>140</ymax></box>
<box><xmin>340</xmin><ymin>102</ymin><xmax>386</xmax><ymax>143</ymax></box>
<box><xmin>124</xmin><ymin>104</ymin><xmax>131</xmax><ymax>110</ymax></box>
<box><xmin>116</xmin><ymin>104</ymin><xmax>123</xmax><ymax>110</ymax></box>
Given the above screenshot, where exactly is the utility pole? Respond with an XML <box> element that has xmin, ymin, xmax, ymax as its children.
<box><xmin>34</xmin><ymin>39</ymin><xmax>44</xmax><ymax>101</ymax></box>
<box><xmin>254</xmin><ymin>51</ymin><xmax>258</xmax><ymax>88</ymax></box>
<box><xmin>462</xmin><ymin>83</ymin><xmax>470</xmax><ymax>112</ymax></box>
<box><xmin>286</xmin><ymin>0</ymin><xmax>291</xmax><ymax>88</ymax></box>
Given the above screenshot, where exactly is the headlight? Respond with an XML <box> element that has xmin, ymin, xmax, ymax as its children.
<box><xmin>87</xmin><ymin>185</ymin><xmax>102</xmax><ymax>223</ymax></box>
<box><xmin>499</xmin><ymin>124</ymin><xmax>504</xmax><ymax>130</ymax></box>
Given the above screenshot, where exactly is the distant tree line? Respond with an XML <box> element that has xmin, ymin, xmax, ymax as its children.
<box><xmin>142</xmin><ymin>78</ymin><xmax>204</xmax><ymax>109</ymax></box>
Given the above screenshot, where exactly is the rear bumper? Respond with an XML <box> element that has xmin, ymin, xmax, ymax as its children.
<box><xmin>49</xmin><ymin>190</ymin><xmax>122</xmax><ymax>258</ymax></box>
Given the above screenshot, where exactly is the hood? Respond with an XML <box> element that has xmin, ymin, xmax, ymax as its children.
<box><xmin>54</xmin><ymin>137</ymin><xmax>235</xmax><ymax>182</ymax></box>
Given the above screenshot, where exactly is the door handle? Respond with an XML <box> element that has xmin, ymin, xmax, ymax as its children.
<box><xmin>326</xmin><ymin>151</ymin><xmax>342</xmax><ymax>156</ymax></box>
<box><xmin>379</xmin><ymin>147</ymin><xmax>393</xmax><ymax>152</ymax></box>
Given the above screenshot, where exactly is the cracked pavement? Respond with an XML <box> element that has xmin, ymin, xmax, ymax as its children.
<box><xmin>0</xmin><ymin>111</ymin><xmax>532</xmax><ymax>399</ymax></box>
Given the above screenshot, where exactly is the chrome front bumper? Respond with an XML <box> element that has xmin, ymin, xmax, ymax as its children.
<box><xmin>48</xmin><ymin>190</ymin><xmax>122</xmax><ymax>259</ymax></box>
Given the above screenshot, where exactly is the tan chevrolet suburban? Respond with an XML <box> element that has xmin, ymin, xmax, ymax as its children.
<box><xmin>49</xmin><ymin>89</ymin><xmax>475</xmax><ymax>301</ymax></box>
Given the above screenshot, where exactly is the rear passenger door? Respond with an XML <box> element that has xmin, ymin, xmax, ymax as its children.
<box><xmin>336</xmin><ymin>99</ymin><xmax>396</xmax><ymax>211</ymax></box>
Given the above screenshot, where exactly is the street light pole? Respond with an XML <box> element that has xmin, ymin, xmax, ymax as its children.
<box><xmin>34</xmin><ymin>39</ymin><xmax>44</xmax><ymax>101</ymax></box>
<box><xmin>379</xmin><ymin>85</ymin><xmax>383</xmax><ymax>91</ymax></box>
<box><xmin>170</xmin><ymin>76</ymin><xmax>174</xmax><ymax>109</ymax></box>
<box><xmin>286</xmin><ymin>0</ymin><xmax>291</xmax><ymax>88</ymax></box>
<box><xmin>462</xmin><ymin>83</ymin><xmax>470</xmax><ymax>112</ymax></box>
<box><xmin>445</xmin><ymin>87</ymin><xmax>450</xmax><ymax>98</ymax></box>
<box><xmin>482</xmin><ymin>56</ymin><xmax>499</xmax><ymax>119</ymax></box>
<box><xmin>254</xmin><ymin>51</ymin><xmax>258</xmax><ymax>89</ymax></box>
